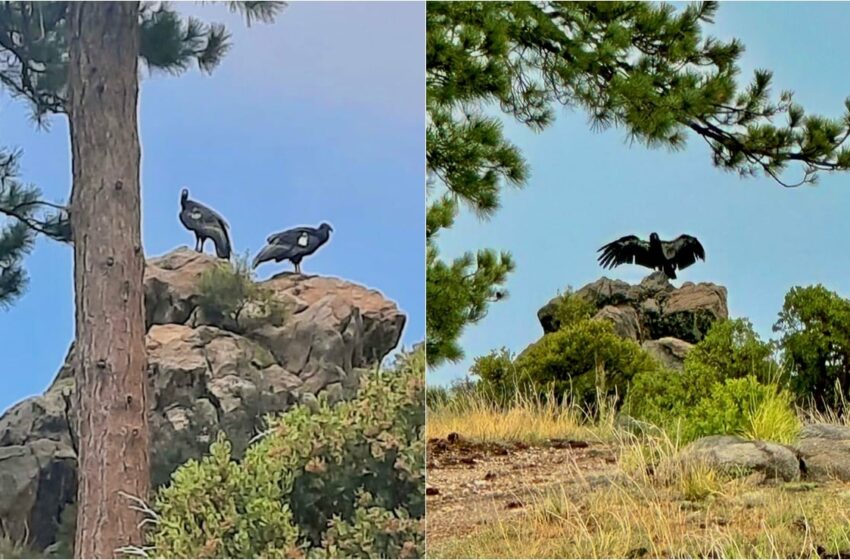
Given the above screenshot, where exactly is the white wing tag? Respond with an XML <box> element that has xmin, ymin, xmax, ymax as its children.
<box><xmin>297</xmin><ymin>233</ymin><xmax>309</xmax><ymax>247</ymax></box>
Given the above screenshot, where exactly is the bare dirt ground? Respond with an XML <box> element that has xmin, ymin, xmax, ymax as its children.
<box><xmin>425</xmin><ymin>433</ymin><xmax>618</xmax><ymax>544</ymax></box>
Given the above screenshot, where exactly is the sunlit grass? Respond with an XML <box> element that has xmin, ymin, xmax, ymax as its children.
<box><xmin>430</xmin><ymin>434</ymin><xmax>850</xmax><ymax>559</ymax></box>
<box><xmin>426</xmin><ymin>389</ymin><xmax>617</xmax><ymax>444</ymax></box>
<box><xmin>427</xmin><ymin>384</ymin><xmax>850</xmax><ymax>559</ymax></box>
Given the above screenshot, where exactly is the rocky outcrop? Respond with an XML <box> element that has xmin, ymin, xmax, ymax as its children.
<box><xmin>795</xmin><ymin>424</ymin><xmax>850</xmax><ymax>482</ymax></box>
<box><xmin>539</xmin><ymin>272</ymin><xmax>727</xmax><ymax>344</ymax></box>
<box><xmin>679</xmin><ymin>435</ymin><xmax>801</xmax><ymax>483</ymax></box>
<box><xmin>536</xmin><ymin>272</ymin><xmax>728</xmax><ymax>372</ymax></box>
<box><xmin>0</xmin><ymin>247</ymin><xmax>406</xmax><ymax>550</ymax></box>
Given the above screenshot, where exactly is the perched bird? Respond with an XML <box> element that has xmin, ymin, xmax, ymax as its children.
<box><xmin>252</xmin><ymin>222</ymin><xmax>333</xmax><ymax>274</ymax></box>
<box><xmin>179</xmin><ymin>188</ymin><xmax>232</xmax><ymax>259</ymax></box>
<box><xmin>597</xmin><ymin>232</ymin><xmax>705</xmax><ymax>279</ymax></box>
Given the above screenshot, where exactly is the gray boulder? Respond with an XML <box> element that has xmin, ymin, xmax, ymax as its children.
<box><xmin>796</xmin><ymin>424</ymin><xmax>850</xmax><ymax>482</ymax></box>
<box><xmin>679</xmin><ymin>435</ymin><xmax>800</xmax><ymax>482</ymax></box>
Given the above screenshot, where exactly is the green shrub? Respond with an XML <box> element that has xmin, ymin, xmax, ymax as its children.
<box><xmin>515</xmin><ymin>319</ymin><xmax>659</xmax><ymax>409</ymax></box>
<box><xmin>774</xmin><ymin>284</ymin><xmax>850</xmax><ymax>409</ymax></box>
<box><xmin>550</xmin><ymin>288</ymin><xmax>595</xmax><ymax>331</ymax></box>
<box><xmin>625</xmin><ymin>320</ymin><xmax>794</xmax><ymax>443</ymax></box>
<box><xmin>684</xmin><ymin>376</ymin><xmax>799</xmax><ymax>443</ymax></box>
<box><xmin>147</xmin><ymin>348</ymin><xmax>425</xmax><ymax>559</ymax></box>
<box><xmin>623</xmin><ymin>369</ymin><xmax>692</xmax><ymax>429</ymax></box>
<box><xmin>197</xmin><ymin>254</ymin><xmax>288</xmax><ymax>330</ymax></box>
<box><xmin>684</xmin><ymin>318</ymin><xmax>779</xmax><ymax>391</ymax></box>
<box><xmin>468</xmin><ymin>347</ymin><xmax>526</xmax><ymax>406</ymax></box>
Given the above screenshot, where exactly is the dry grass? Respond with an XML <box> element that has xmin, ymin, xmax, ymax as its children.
<box><xmin>427</xmin><ymin>402</ymin><xmax>850</xmax><ymax>559</ymax></box>
<box><xmin>429</xmin><ymin>431</ymin><xmax>850</xmax><ymax>559</ymax></box>
<box><xmin>431</xmin><ymin>478</ymin><xmax>850</xmax><ymax>559</ymax></box>
<box><xmin>426</xmin><ymin>391</ymin><xmax>617</xmax><ymax>444</ymax></box>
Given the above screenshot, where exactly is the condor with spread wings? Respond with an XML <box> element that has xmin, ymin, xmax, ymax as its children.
<box><xmin>597</xmin><ymin>232</ymin><xmax>705</xmax><ymax>279</ymax></box>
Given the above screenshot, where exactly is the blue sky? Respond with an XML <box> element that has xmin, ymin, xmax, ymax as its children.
<box><xmin>431</xmin><ymin>2</ymin><xmax>850</xmax><ymax>386</ymax></box>
<box><xmin>0</xmin><ymin>2</ymin><xmax>424</xmax><ymax>411</ymax></box>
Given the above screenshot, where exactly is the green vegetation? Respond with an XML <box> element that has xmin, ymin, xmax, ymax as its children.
<box><xmin>446</xmin><ymin>287</ymin><xmax>850</xmax><ymax>447</ymax></box>
<box><xmin>775</xmin><ymin>284</ymin><xmax>850</xmax><ymax>409</ymax></box>
<box><xmin>685</xmin><ymin>376</ymin><xmax>800</xmax><ymax>444</ymax></box>
<box><xmin>147</xmin><ymin>348</ymin><xmax>425</xmax><ymax>559</ymax></box>
<box><xmin>549</xmin><ymin>287</ymin><xmax>595</xmax><ymax>332</ymax></box>
<box><xmin>0</xmin><ymin>150</ymin><xmax>69</xmax><ymax>308</ymax></box>
<box><xmin>197</xmin><ymin>254</ymin><xmax>288</xmax><ymax>330</ymax></box>
<box><xmin>624</xmin><ymin>319</ymin><xmax>797</xmax><ymax>444</ymax></box>
<box><xmin>515</xmin><ymin>319</ymin><xmax>658</xmax><ymax>409</ymax></box>
<box><xmin>0</xmin><ymin>2</ymin><xmax>284</xmax><ymax>310</ymax></box>
<box><xmin>426</xmin><ymin>0</ymin><xmax>850</xmax><ymax>367</ymax></box>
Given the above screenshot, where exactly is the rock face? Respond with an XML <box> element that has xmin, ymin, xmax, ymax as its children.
<box><xmin>641</xmin><ymin>338</ymin><xmax>694</xmax><ymax>371</ymax></box>
<box><xmin>0</xmin><ymin>248</ymin><xmax>406</xmax><ymax>550</ymax></box>
<box><xmin>795</xmin><ymin>424</ymin><xmax>850</xmax><ymax>482</ymax></box>
<box><xmin>680</xmin><ymin>435</ymin><xmax>801</xmax><ymax>483</ymax></box>
<box><xmin>536</xmin><ymin>272</ymin><xmax>728</xmax><ymax>369</ymax></box>
<box><xmin>539</xmin><ymin>272</ymin><xmax>728</xmax><ymax>343</ymax></box>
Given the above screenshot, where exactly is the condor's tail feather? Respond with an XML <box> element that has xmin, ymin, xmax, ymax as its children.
<box><xmin>252</xmin><ymin>243</ymin><xmax>281</xmax><ymax>269</ymax></box>
<box><xmin>209</xmin><ymin>227</ymin><xmax>231</xmax><ymax>260</ymax></box>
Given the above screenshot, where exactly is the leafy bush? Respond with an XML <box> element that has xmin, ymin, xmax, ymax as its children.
<box><xmin>550</xmin><ymin>288</ymin><xmax>595</xmax><ymax>331</ymax></box>
<box><xmin>514</xmin><ymin>319</ymin><xmax>659</xmax><ymax>408</ymax></box>
<box><xmin>774</xmin><ymin>285</ymin><xmax>850</xmax><ymax>409</ymax></box>
<box><xmin>684</xmin><ymin>376</ymin><xmax>799</xmax><ymax>443</ymax></box>
<box><xmin>197</xmin><ymin>254</ymin><xmax>288</xmax><ymax>330</ymax></box>
<box><xmin>146</xmin><ymin>348</ymin><xmax>425</xmax><ymax>559</ymax></box>
<box><xmin>623</xmin><ymin>369</ymin><xmax>692</xmax><ymax>429</ymax></box>
<box><xmin>684</xmin><ymin>318</ymin><xmax>779</xmax><ymax>391</ymax></box>
<box><xmin>628</xmin><ymin>319</ymin><xmax>778</xmax><ymax>418</ymax></box>
<box><xmin>625</xmin><ymin>319</ymin><xmax>794</xmax><ymax>443</ymax></box>
<box><xmin>467</xmin><ymin>347</ymin><xmax>526</xmax><ymax>406</ymax></box>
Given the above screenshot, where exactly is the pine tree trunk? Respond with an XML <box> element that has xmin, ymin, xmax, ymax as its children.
<box><xmin>66</xmin><ymin>3</ymin><xmax>150</xmax><ymax>557</ymax></box>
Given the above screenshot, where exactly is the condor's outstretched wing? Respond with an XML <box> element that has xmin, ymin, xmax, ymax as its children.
<box><xmin>597</xmin><ymin>235</ymin><xmax>654</xmax><ymax>269</ymax></box>
<box><xmin>662</xmin><ymin>234</ymin><xmax>705</xmax><ymax>271</ymax></box>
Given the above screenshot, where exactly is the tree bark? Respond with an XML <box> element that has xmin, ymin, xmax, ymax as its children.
<box><xmin>67</xmin><ymin>2</ymin><xmax>149</xmax><ymax>558</ymax></box>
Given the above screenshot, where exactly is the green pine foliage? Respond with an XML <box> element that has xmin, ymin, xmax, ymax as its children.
<box><xmin>0</xmin><ymin>149</ymin><xmax>68</xmax><ymax>308</ymax></box>
<box><xmin>426</xmin><ymin>0</ymin><xmax>850</xmax><ymax>367</ymax></box>
<box><xmin>0</xmin><ymin>2</ymin><xmax>285</xmax><ymax>122</ymax></box>
<box><xmin>146</xmin><ymin>348</ymin><xmax>425</xmax><ymax>559</ymax></box>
